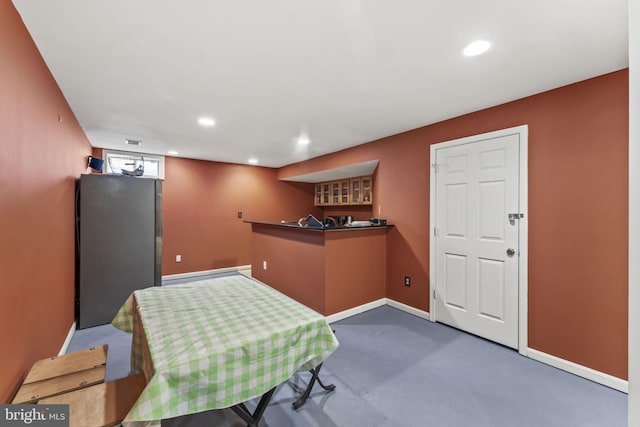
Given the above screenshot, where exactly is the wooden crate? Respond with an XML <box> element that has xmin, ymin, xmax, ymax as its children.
<box><xmin>12</xmin><ymin>345</ymin><xmax>108</xmax><ymax>404</ymax></box>
<box><xmin>39</xmin><ymin>373</ymin><xmax>146</xmax><ymax>427</ymax></box>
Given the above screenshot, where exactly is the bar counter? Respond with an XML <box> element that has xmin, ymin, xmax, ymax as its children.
<box><xmin>247</xmin><ymin>221</ymin><xmax>391</xmax><ymax>316</ymax></box>
<box><xmin>247</xmin><ymin>220</ymin><xmax>391</xmax><ymax>231</ymax></box>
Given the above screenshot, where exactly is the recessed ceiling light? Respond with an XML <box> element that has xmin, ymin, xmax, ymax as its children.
<box><xmin>167</xmin><ymin>150</ymin><xmax>178</xmax><ymax>155</ymax></box>
<box><xmin>297</xmin><ymin>135</ymin><xmax>310</xmax><ymax>145</ymax></box>
<box><xmin>198</xmin><ymin>117</ymin><xmax>215</xmax><ymax>127</ymax></box>
<box><xmin>248</xmin><ymin>158</ymin><xmax>258</xmax><ymax>165</ymax></box>
<box><xmin>463</xmin><ymin>40</ymin><xmax>491</xmax><ymax>57</ymax></box>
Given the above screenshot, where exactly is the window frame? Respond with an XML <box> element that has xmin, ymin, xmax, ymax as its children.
<box><xmin>102</xmin><ymin>149</ymin><xmax>165</xmax><ymax>179</ymax></box>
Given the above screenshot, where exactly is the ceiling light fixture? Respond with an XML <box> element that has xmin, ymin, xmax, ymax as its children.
<box><xmin>198</xmin><ymin>117</ymin><xmax>215</xmax><ymax>127</ymax></box>
<box><xmin>167</xmin><ymin>150</ymin><xmax>178</xmax><ymax>155</ymax></box>
<box><xmin>463</xmin><ymin>40</ymin><xmax>491</xmax><ymax>57</ymax></box>
<box><xmin>125</xmin><ymin>138</ymin><xmax>141</xmax><ymax>146</ymax></box>
<box><xmin>248</xmin><ymin>158</ymin><xmax>258</xmax><ymax>165</ymax></box>
<box><xmin>297</xmin><ymin>135</ymin><xmax>310</xmax><ymax>145</ymax></box>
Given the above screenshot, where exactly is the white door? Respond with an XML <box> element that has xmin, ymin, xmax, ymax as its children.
<box><xmin>432</xmin><ymin>130</ymin><xmax>523</xmax><ymax>349</ymax></box>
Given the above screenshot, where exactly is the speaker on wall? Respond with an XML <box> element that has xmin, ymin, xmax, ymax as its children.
<box><xmin>88</xmin><ymin>156</ymin><xmax>104</xmax><ymax>171</ymax></box>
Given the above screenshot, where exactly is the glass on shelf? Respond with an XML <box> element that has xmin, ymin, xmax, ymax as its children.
<box><xmin>341</xmin><ymin>180</ymin><xmax>349</xmax><ymax>204</ymax></box>
<box><xmin>362</xmin><ymin>178</ymin><xmax>372</xmax><ymax>203</ymax></box>
<box><xmin>351</xmin><ymin>180</ymin><xmax>361</xmax><ymax>204</ymax></box>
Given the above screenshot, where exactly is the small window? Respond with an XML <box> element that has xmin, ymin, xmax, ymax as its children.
<box><xmin>102</xmin><ymin>149</ymin><xmax>165</xmax><ymax>179</ymax></box>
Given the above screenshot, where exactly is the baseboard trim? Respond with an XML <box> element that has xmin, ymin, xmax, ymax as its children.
<box><xmin>237</xmin><ymin>266</ymin><xmax>252</xmax><ymax>277</ymax></box>
<box><xmin>324</xmin><ymin>298</ymin><xmax>431</xmax><ymax>324</ymax></box>
<box><xmin>325</xmin><ymin>299</ymin><xmax>387</xmax><ymax>324</ymax></box>
<box><xmin>162</xmin><ymin>265</ymin><xmax>252</xmax><ymax>281</ymax></box>
<box><xmin>59</xmin><ymin>321</ymin><xmax>76</xmax><ymax>355</ymax></box>
<box><xmin>385</xmin><ymin>298</ymin><xmax>430</xmax><ymax>320</ymax></box>
<box><xmin>527</xmin><ymin>348</ymin><xmax>628</xmax><ymax>393</ymax></box>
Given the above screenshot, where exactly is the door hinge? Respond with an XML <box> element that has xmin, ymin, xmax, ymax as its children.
<box><xmin>431</xmin><ymin>163</ymin><xmax>440</xmax><ymax>173</ymax></box>
<box><xmin>433</xmin><ymin>289</ymin><xmax>437</xmax><ymax>300</ymax></box>
<box><xmin>433</xmin><ymin>227</ymin><xmax>438</xmax><ymax>237</ymax></box>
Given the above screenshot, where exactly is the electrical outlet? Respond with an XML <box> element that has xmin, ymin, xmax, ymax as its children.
<box><xmin>237</xmin><ymin>211</ymin><xmax>243</xmax><ymax>219</ymax></box>
<box><xmin>176</xmin><ymin>255</ymin><xmax>182</xmax><ymax>263</ymax></box>
<box><xmin>404</xmin><ymin>276</ymin><xmax>411</xmax><ymax>287</ymax></box>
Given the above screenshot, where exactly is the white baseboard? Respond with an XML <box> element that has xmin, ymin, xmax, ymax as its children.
<box><xmin>325</xmin><ymin>298</ymin><xmax>430</xmax><ymax>324</ymax></box>
<box><xmin>162</xmin><ymin>265</ymin><xmax>252</xmax><ymax>281</ymax></box>
<box><xmin>385</xmin><ymin>298</ymin><xmax>430</xmax><ymax>320</ymax></box>
<box><xmin>237</xmin><ymin>265</ymin><xmax>252</xmax><ymax>277</ymax></box>
<box><xmin>325</xmin><ymin>299</ymin><xmax>387</xmax><ymax>324</ymax></box>
<box><xmin>59</xmin><ymin>321</ymin><xmax>76</xmax><ymax>355</ymax></box>
<box><xmin>527</xmin><ymin>348</ymin><xmax>628</xmax><ymax>393</ymax></box>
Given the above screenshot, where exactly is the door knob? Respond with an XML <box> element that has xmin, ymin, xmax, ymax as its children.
<box><xmin>506</xmin><ymin>248</ymin><xmax>516</xmax><ymax>257</ymax></box>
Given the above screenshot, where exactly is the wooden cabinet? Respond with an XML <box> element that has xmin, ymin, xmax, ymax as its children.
<box><xmin>314</xmin><ymin>176</ymin><xmax>372</xmax><ymax>206</ymax></box>
<box><xmin>315</xmin><ymin>182</ymin><xmax>332</xmax><ymax>206</ymax></box>
<box><xmin>350</xmin><ymin>176</ymin><xmax>372</xmax><ymax>205</ymax></box>
<box><xmin>315</xmin><ymin>184</ymin><xmax>322</xmax><ymax>206</ymax></box>
<box><xmin>332</xmin><ymin>179</ymin><xmax>350</xmax><ymax>205</ymax></box>
<box><xmin>317</xmin><ymin>183</ymin><xmax>330</xmax><ymax>205</ymax></box>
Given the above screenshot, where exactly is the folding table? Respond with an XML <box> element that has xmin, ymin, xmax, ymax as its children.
<box><xmin>112</xmin><ymin>274</ymin><xmax>339</xmax><ymax>426</ymax></box>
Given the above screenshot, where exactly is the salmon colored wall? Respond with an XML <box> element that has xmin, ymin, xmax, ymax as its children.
<box><xmin>324</xmin><ymin>229</ymin><xmax>387</xmax><ymax>315</ymax></box>
<box><xmin>251</xmin><ymin>225</ymin><xmax>326</xmax><ymax>313</ymax></box>
<box><xmin>0</xmin><ymin>2</ymin><xmax>93</xmax><ymax>403</ymax></box>
<box><xmin>250</xmin><ymin>224</ymin><xmax>387</xmax><ymax>315</ymax></box>
<box><xmin>161</xmin><ymin>158</ymin><xmax>321</xmax><ymax>275</ymax></box>
<box><xmin>279</xmin><ymin>70</ymin><xmax>629</xmax><ymax>380</ymax></box>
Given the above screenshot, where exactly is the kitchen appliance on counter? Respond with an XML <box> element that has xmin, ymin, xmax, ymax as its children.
<box><xmin>370</xmin><ymin>218</ymin><xmax>387</xmax><ymax>225</ymax></box>
<box><xmin>325</xmin><ymin>215</ymin><xmax>352</xmax><ymax>227</ymax></box>
<box><xmin>340</xmin><ymin>215</ymin><xmax>353</xmax><ymax>226</ymax></box>
<box><xmin>348</xmin><ymin>218</ymin><xmax>388</xmax><ymax>227</ymax></box>
<box><xmin>349</xmin><ymin>220</ymin><xmax>372</xmax><ymax>227</ymax></box>
<box><xmin>298</xmin><ymin>214</ymin><xmax>324</xmax><ymax>228</ymax></box>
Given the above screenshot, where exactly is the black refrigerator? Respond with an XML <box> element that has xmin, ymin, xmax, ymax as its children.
<box><xmin>76</xmin><ymin>174</ymin><xmax>162</xmax><ymax>329</ymax></box>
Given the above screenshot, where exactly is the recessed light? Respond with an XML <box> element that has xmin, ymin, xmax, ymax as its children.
<box><xmin>297</xmin><ymin>135</ymin><xmax>310</xmax><ymax>145</ymax></box>
<box><xmin>248</xmin><ymin>158</ymin><xmax>258</xmax><ymax>165</ymax></box>
<box><xmin>463</xmin><ymin>40</ymin><xmax>491</xmax><ymax>57</ymax></box>
<box><xmin>198</xmin><ymin>117</ymin><xmax>215</xmax><ymax>127</ymax></box>
<box><xmin>167</xmin><ymin>150</ymin><xmax>178</xmax><ymax>155</ymax></box>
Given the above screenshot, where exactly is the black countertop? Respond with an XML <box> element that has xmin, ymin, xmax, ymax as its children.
<box><xmin>245</xmin><ymin>220</ymin><xmax>392</xmax><ymax>232</ymax></box>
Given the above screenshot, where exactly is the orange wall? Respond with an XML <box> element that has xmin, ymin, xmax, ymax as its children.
<box><xmin>251</xmin><ymin>225</ymin><xmax>327</xmax><ymax>313</ymax></box>
<box><xmin>0</xmin><ymin>2</ymin><xmax>93</xmax><ymax>402</ymax></box>
<box><xmin>280</xmin><ymin>70</ymin><xmax>629</xmax><ymax>380</ymax></box>
<box><xmin>161</xmin><ymin>157</ymin><xmax>321</xmax><ymax>275</ymax></box>
<box><xmin>250</xmin><ymin>225</ymin><xmax>387</xmax><ymax>315</ymax></box>
<box><xmin>324</xmin><ymin>229</ymin><xmax>387</xmax><ymax>314</ymax></box>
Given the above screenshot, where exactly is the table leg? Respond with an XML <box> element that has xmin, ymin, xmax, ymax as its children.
<box><xmin>292</xmin><ymin>363</ymin><xmax>336</xmax><ymax>410</ymax></box>
<box><xmin>230</xmin><ymin>386</ymin><xmax>277</xmax><ymax>427</ymax></box>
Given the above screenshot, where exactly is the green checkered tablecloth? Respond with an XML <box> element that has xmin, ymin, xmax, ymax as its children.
<box><xmin>112</xmin><ymin>275</ymin><xmax>339</xmax><ymax>424</ymax></box>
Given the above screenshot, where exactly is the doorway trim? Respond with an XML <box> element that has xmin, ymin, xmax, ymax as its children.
<box><xmin>429</xmin><ymin>125</ymin><xmax>529</xmax><ymax>355</ymax></box>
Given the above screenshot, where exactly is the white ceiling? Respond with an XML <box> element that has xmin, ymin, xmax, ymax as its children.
<box><xmin>13</xmin><ymin>0</ymin><xmax>628</xmax><ymax>168</ymax></box>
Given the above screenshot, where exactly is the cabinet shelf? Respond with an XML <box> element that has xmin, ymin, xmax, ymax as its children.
<box><xmin>314</xmin><ymin>176</ymin><xmax>372</xmax><ymax>206</ymax></box>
